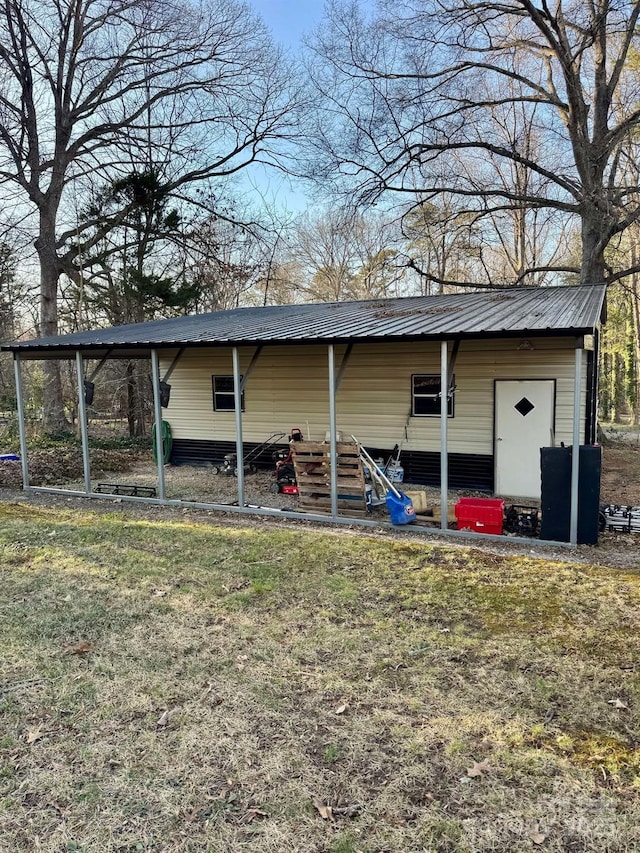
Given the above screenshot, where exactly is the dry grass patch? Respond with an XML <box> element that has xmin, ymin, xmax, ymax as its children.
<box><xmin>1</xmin><ymin>502</ymin><xmax>639</xmax><ymax>852</ymax></box>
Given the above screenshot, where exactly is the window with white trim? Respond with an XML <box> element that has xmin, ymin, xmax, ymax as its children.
<box><xmin>411</xmin><ymin>374</ymin><xmax>455</xmax><ymax>417</ymax></box>
<box><xmin>212</xmin><ymin>375</ymin><xmax>244</xmax><ymax>411</ymax></box>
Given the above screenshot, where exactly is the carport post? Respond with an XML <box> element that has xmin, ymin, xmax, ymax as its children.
<box><xmin>440</xmin><ymin>340</ymin><xmax>449</xmax><ymax>531</ymax></box>
<box><xmin>150</xmin><ymin>349</ymin><xmax>166</xmax><ymax>500</ymax></box>
<box><xmin>569</xmin><ymin>345</ymin><xmax>583</xmax><ymax>545</ymax></box>
<box><xmin>232</xmin><ymin>346</ymin><xmax>245</xmax><ymax>507</ymax></box>
<box><xmin>75</xmin><ymin>351</ymin><xmax>91</xmax><ymax>493</ymax></box>
<box><xmin>328</xmin><ymin>344</ymin><xmax>338</xmax><ymax>518</ymax></box>
<box><xmin>12</xmin><ymin>352</ymin><xmax>30</xmax><ymax>490</ymax></box>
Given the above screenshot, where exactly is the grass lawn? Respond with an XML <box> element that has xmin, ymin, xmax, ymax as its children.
<box><xmin>1</xmin><ymin>503</ymin><xmax>639</xmax><ymax>852</ymax></box>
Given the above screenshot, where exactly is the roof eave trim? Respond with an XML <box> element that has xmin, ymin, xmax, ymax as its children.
<box><xmin>1</xmin><ymin>325</ymin><xmax>600</xmax><ymax>356</ymax></box>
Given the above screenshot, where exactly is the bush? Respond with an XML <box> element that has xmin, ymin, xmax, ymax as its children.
<box><xmin>0</xmin><ymin>414</ymin><xmax>19</xmax><ymax>450</ymax></box>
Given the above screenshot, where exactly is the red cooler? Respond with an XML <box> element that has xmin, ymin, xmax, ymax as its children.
<box><xmin>455</xmin><ymin>498</ymin><xmax>504</xmax><ymax>534</ymax></box>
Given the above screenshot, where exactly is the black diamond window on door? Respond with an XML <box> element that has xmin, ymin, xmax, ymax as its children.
<box><xmin>514</xmin><ymin>397</ymin><xmax>535</xmax><ymax>417</ymax></box>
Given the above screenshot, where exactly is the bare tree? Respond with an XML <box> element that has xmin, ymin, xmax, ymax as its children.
<box><xmin>350</xmin><ymin>214</ymin><xmax>406</xmax><ymax>297</ymax></box>
<box><xmin>0</xmin><ymin>0</ymin><xmax>298</xmax><ymax>429</ymax></box>
<box><xmin>401</xmin><ymin>198</ymin><xmax>485</xmax><ymax>292</ymax></box>
<box><xmin>0</xmin><ymin>240</ymin><xmax>37</xmax><ymax>414</ymax></box>
<box><xmin>292</xmin><ymin>208</ymin><xmax>404</xmax><ymax>301</ymax></box>
<box><xmin>308</xmin><ymin>0</ymin><xmax>640</xmax><ymax>290</ymax></box>
<box><xmin>480</xmin><ymin>95</ymin><xmax>574</xmax><ymax>286</ymax></box>
<box><xmin>0</xmin><ymin>241</ymin><xmax>19</xmax><ymax>341</ymax></box>
<box><xmin>188</xmin><ymin>217</ymin><xmax>268</xmax><ymax>312</ymax></box>
<box><xmin>292</xmin><ymin>210</ymin><xmax>358</xmax><ymax>301</ymax></box>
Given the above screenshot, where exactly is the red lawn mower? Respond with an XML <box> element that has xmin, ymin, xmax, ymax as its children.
<box><xmin>270</xmin><ymin>428</ymin><xmax>304</xmax><ymax>494</ymax></box>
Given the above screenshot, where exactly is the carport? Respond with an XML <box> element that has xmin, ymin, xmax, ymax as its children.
<box><xmin>2</xmin><ymin>285</ymin><xmax>607</xmax><ymax>545</ymax></box>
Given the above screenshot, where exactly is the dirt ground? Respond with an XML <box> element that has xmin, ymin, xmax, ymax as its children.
<box><xmin>599</xmin><ymin>441</ymin><xmax>640</xmax><ymax>504</ymax></box>
<box><xmin>58</xmin><ymin>441</ymin><xmax>640</xmax><ymax>509</ymax></box>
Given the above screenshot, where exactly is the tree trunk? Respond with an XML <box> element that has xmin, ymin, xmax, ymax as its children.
<box><xmin>126</xmin><ymin>361</ymin><xmax>136</xmax><ymax>437</ymax></box>
<box><xmin>614</xmin><ymin>354</ymin><xmax>625</xmax><ymax>422</ymax></box>
<box><xmin>581</xmin><ymin>217</ymin><xmax>608</xmax><ymax>284</ymax></box>
<box><xmin>134</xmin><ymin>364</ymin><xmax>147</xmax><ymax>437</ymax></box>
<box><xmin>37</xmin><ymin>222</ymin><xmax>69</xmax><ymax>433</ymax></box>
<box><xmin>601</xmin><ymin>350</ymin><xmax>611</xmax><ymax>421</ymax></box>
<box><xmin>125</xmin><ymin>360</ymin><xmax>148</xmax><ymax>437</ymax></box>
<box><xmin>631</xmin><ymin>273</ymin><xmax>640</xmax><ymax>426</ymax></box>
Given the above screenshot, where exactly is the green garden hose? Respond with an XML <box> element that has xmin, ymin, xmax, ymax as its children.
<box><xmin>152</xmin><ymin>420</ymin><xmax>173</xmax><ymax>464</ymax></box>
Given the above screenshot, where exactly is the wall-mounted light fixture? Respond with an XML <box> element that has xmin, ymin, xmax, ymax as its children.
<box><xmin>517</xmin><ymin>339</ymin><xmax>534</xmax><ymax>351</ymax></box>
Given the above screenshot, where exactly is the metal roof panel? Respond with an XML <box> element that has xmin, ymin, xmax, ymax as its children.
<box><xmin>2</xmin><ymin>284</ymin><xmax>607</xmax><ymax>354</ymax></box>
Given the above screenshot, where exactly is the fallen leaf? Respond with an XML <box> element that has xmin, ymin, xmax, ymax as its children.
<box><xmin>332</xmin><ymin>803</ymin><xmax>363</xmax><ymax>818</ymax></box>
<box><xmin>335</xmin><ymin>703</ymin><xmax>348</xmax><ymax>715</ymax></box>
<box><xmin>529</xmin><ymin>824</ymin><xmax>547</xmax><ymax>845</ymax></box>
<box><xmin>608</xmin><ymin>698</ymin><xmax>628</xmax><ymax>710</ymax></box>
<box><xmin>466</xmin><ymin>758</ymin><xmax>490</xmax><ymax>778</ymax></box>
<box><xmin>66</xmin><ymin>640</ymin><xmax>94</xmax><ymax>655</ymax></box>
<box><xmin>239</xmin><ymin>808</ymin><xmax>268</xmax><ymax>824</ymax></box>
<box><xmin>313</xmin><ymin>800</ymin><xmax>334</xmax><ymax>821</ymax></box>
<box><xmin>157</xmin><ymin>707</ymin><xmax>181</xmax><ymax>727</ymax></box>
<box><xmin>26</xmin><ymin>727</ymin><xmax>44</xmax><ymax>744</ymax></box>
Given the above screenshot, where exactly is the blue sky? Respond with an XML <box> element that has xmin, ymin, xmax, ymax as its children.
<box><xmin>238</xmin><ymin>2</ymin><xmax>325</xmax><ymax>212</ymax></box>
<box><xmin>248</xmin><ymin>0</ymin><xmax>322</xmax><ymax>48</ymax></box>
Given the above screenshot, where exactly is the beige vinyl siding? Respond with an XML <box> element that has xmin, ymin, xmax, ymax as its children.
<box><xmin>160</xmin><ymin>337</ymin><xmax>587</xmax><ymax>453</ymax></box>
<box><xmin>160</xmin><ymin>346</ymin><xmax>332</xmax><ymax>443</ymax></box>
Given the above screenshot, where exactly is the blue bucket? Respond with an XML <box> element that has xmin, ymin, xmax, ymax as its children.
<box><xmin>386</xmin><ymin>491</ymin><xmax>416</xmax><ymax>525</ymax></box>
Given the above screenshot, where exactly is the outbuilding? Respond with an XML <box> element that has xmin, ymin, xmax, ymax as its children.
<box><xmin>2</xmin><ymin>284</ymin><xmax>607</xmax><ymax>543</ymax></box>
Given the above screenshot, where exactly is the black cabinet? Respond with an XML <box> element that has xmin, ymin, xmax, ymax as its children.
<box><xmin>539</xmin><ymin>445</ymin><xmax>601</xmax><ymax>544</ymax></box>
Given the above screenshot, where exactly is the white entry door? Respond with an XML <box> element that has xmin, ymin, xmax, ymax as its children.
<box><xmin>495</xmin><ymin>380</ymin><xmax>555</xmax><ymax>499</ymax></box>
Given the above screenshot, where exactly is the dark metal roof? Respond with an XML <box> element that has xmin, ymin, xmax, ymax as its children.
<box><xmin>2</xmin><ymin>285</ymin><xmax>606</xmax><ymax>356</ymax></box>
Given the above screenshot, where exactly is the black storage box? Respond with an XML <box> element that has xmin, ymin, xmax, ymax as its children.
<box><xmin>539</xmin><ymin>445</ymin><xmax>602</xmax><ymax>544</ymax></box>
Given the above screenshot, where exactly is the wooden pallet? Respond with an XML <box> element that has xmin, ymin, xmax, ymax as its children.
<box><xmin>291</xmin><ymin>441</ymin><xmax>367</xmax><ymax>517</ymax></box>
